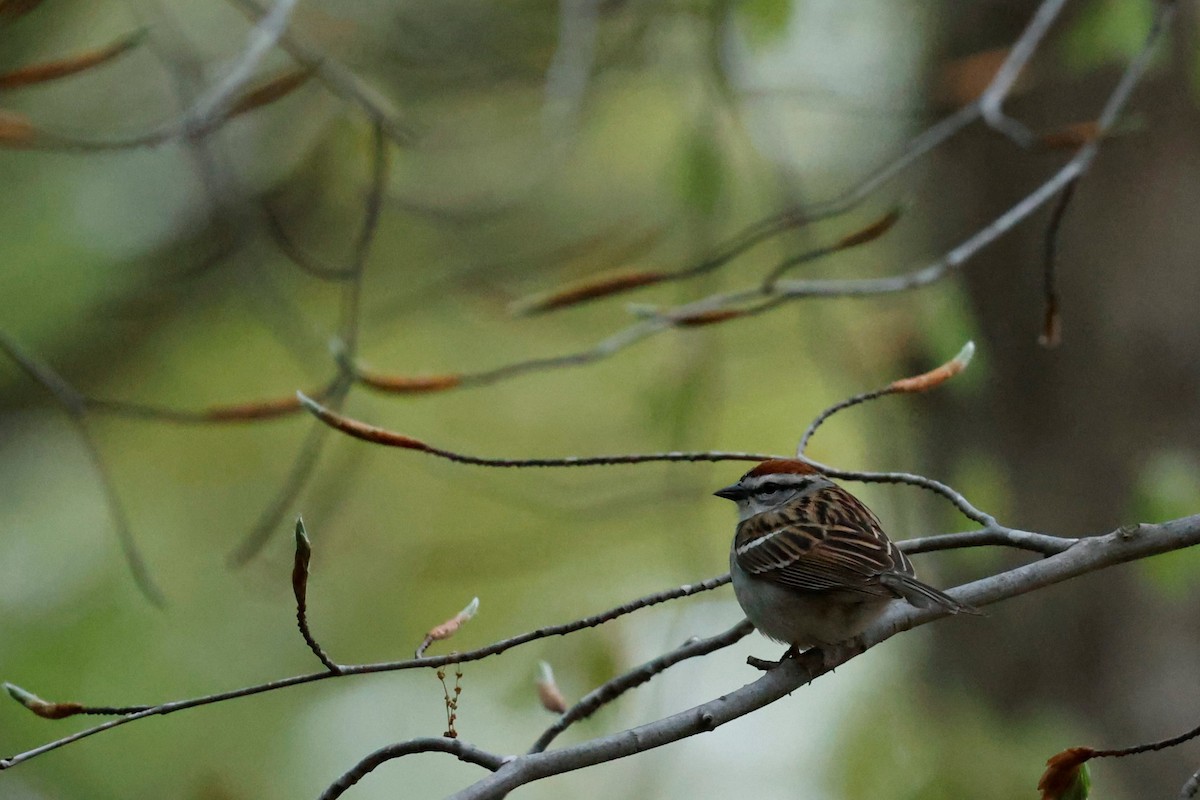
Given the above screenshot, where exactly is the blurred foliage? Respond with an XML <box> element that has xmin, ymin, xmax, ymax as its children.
<box><xmin>734</xmin><ymin>0</ymin><xmax>793</xmax><ymax>47</ymax></box>
<box><xmin>0</xmin><ymin>0</ymin><xmax>1189</xmax><ymax>798</ymax></box>
<box><xmin>832</xmin><ymin>678</ymin><xmax>1083</xmax><ymax>800</ymax></box>
<box><xmin>1060</xmin><ymin>0</ymin><xmax>1156</xmax><ymax>74</ymax></box>
<box><xmin>1134</xmin><ymin>451</ymin><xmax>1200</xmax><ymax>598</ymax></box>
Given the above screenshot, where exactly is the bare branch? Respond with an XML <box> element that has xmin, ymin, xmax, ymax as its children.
<box><xmin>528</xmin><ymin>620</ymin><xmax>754</xmax><ymax>754</ymax></box>
<box><xmin>227</xmin><ymin>386</ymin><xmax>347</xmax><ymax>566</ymax></box>
<box><xmin>445</xmin><ymin>515</ymin><xmax>1200</xmax><ymax>800</ymax></box>
<box><xmin>512</xmin><ymin>203</ymin><xmax>905</xmax><ymax>314</ymax></box>
<box><xmin>292</xmin><ymin>518</ymin><xmax>340</xmax><ymax>674</ymax></box>
<box><xmin>86</xmin><ymin>379</ymin><xmax>338</xmax><ymax>424</ymax></box>
<box><xmin>797</xmin><ymin>340</ymin><xmax>974</xmax><ymax>455</ymax></box>
<box><xmin>3</xmin><ymin>683</ymin><xmax>147</xmax><ymax>719</ymax></box>
<box><xmin>1039</xmin><ymin>716</ymin><xmax>1200</xmax><ymax>798</ymax></box>
<box><xmin>760</xmin><ymin>203</ymin><xmax>904</xmax><ymax>289</ymax></box>
<box><xmin>297</xmin><ymin>392</ymin><xmax>771</xmax><ymax>467</ymax></box>
<box><xmin>1039</xmin><ymin>177</ymin><xmax>1077</xmax><ymax>347</ymax></box>
<box><xmin>0</xmin><ymin>333</ymin><xmax>165</xmax><ymax>605</ymax></box>
<box><xmin>901</xmin><ymin>526</ymin><xmax>1075</xmax><ymax>557</ymax></box>
<box><xmin>318</xmin><ymin>737</ymin><xmax>505</xmax><ymax>800</ymax></box>
<box><xmin>297</xmin><ymin>391</ymin><xmax>994</xmax><ymax>524</ymax></box>
<box><xmin>226</xmin><ymin>0</ymin><xmax>416</xmax><ymax>146</ymax></box>
<box><xmin>230</xmin><ymin>120</ymin><xmax>386</xmax><ymax>563</ymax></box>
<box><xmin>185</xmin><ymin>0</ymin><xmax>298</xmax><ymax>127</ymax></box>
<box><xmin>0</xmin><ymin>574</ymin><xmax>732</xmax><ymax>770</ymax></box>
<box><xmin>353</xmin><ymin>34</ymin><xmax>1154</xmax><ymax>398</ymax></box>
<box><xmin>978</xmin><ymin>0</ymin><xmax>1068</xmax><ymax>146</ymax></box>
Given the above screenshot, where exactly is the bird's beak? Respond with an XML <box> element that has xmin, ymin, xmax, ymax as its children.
<box><xmin>713</xmin><ymin>484</ymin><xmax>743</xmax><ymax>501</ymax></box>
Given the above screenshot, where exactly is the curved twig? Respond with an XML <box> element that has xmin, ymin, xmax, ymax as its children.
<box><xmin>318</xmin><ymin>737</ymin><xmax>505</xmax><ymax>800</ymax></box>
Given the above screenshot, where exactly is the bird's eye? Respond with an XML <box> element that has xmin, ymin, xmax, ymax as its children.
<box><xmin>759</xmin><ymin>483</ymin><xmax>784</xmax><ymax>496</ymax></box>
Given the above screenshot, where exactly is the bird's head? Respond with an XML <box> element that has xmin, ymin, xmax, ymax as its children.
<box><xmin>714</xmin><ymin>459</ymin><xmax>827</xmax><ymax>521</ymax></box>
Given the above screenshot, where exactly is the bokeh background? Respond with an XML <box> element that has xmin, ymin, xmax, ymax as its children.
<box><xmin>2</xmin><ymin>1</ymin><xmax>1199</xmax><ymax>798</ymax></box>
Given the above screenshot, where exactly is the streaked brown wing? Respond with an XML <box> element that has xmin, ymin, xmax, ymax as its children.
<box><xmin>733</xmin><ymin>485</ymin><xmax>912</xmax><ymax>594</ymax></box>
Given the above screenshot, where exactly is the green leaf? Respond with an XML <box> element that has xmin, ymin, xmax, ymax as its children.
<box><xmin>1061</xmin><ymin>762</ymin><xmax>1091</xmax><ymax>800</ymax></box>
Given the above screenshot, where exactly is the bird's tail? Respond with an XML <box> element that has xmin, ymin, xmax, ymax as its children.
<box><xmin>880</xmin><ymin>573</ymin><xmax>982</xmax><ymax>616</ymax></box>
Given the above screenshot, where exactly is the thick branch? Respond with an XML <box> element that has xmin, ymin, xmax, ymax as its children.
<box><xmin>446</xmin><ymin>515</ymin><xmax>1200</xmax><ymax>800</ymax></box>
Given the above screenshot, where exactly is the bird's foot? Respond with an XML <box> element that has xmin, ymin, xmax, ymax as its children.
<box><xmin>746</xmin><ymin>644</ymin><xmax>803</xmax><ymax>671</ymax></box>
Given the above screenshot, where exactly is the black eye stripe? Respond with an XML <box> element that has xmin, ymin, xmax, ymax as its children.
<box><xmin>754</xmin><ymin>478</ymin><xmax>812</xmax><ymax>495</ymax></box>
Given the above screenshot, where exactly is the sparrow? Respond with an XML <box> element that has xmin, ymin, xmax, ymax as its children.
<box><xmin>716</xmin><ymin>459</ymin><xmax>975</xmax><ymax>661</ymax></box>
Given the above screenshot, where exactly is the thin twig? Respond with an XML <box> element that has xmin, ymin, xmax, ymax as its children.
<box><xmin>527</xmin><ymin>620</ymin><xmax>754</xmax><ymax>754</ymax></box>
<box><xmin>0</xmin><ymin>574</ymin><xmax>731</xmax><ymax>770</ymax></box>
<box><xmin>317</xmin><ymin>737</ymin><xmax>504</xmax><ymax>800</ymax></box>
<box><xmin>513</xmin><ymin>203</ymin><xmax>905</xmax><ymax>314</ymax></box>
<box><xmin>760</xmin><ymin>204</ymin><xmax>904</xmax><ymax>290</ymax></box>
<box><xmin>226</xmin><ymin>382</ymin><xmax>349</xmax><ymax>566</ymax></box>
<box><xmin>0</xmin><ymin>523</ymin><xmax>1083</xmax><ymax>770</ymax></box>
<box><xmin>901</xmin><ymin>526</ymin><xmax>1075</xmax><ymax>556</ymax></box>
<box><xmin>296</xmin><ymin>392</ymin><xmax>994</xmax><ymax>524</ymax></box>
<box><xmin>1040</xmin><ymin>177</ymin><xmax>1077</xmax><ymax>347</ymax></box>
<box><xmin>184</xmin><ymin>0</ymin><xmax>299</xmax><ymax>128</ymax></box>
<box><xmin>1092</xmin><ymin>719</ymin><xmax>1200</xmax><ymax>759</ymax></box>
<box><xmin>3</xmin><ymin>683</ymin><xmax>149</xmax><ymax>719</ymax></box>
<box><xmin>226</xmin><ymin>0</ymin><xmax>416</xmax><ymax>146</ymax></box>
<box><xmin>262</xmin><ymin>202</ymin><xmax>357</xmax><ymax>282</ymax></box>
<box><xmin>978</xmin><ymin>0</ymin><xmax>1069</xmax><ymax>146</ymax></box>
<box><xmin>292</xmin><ymin>518</ymin><xmax>340</xmax><ymax>674</ymax></box>
<box><xmin>229</xmin><ymin>121</ymin><xmax>386</xmax><ymax>564</ymax></box>
<box><xmin>85</xmin><ymin>378</ymin><xmax>339</xmax><ymax>424</ymax></box>
<box><xmin>0</xmin><ymin>333</ymin><xmax>165</xmax><ymax>606</ymax></box>
<box><xmin>797</xmin><ymin>341</ymin><xmax>974</xmax><ymax>454</ymax></box>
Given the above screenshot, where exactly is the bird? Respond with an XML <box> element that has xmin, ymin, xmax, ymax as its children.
<box><xmin>716</xmin><ymin>458</ymin><xmax>975</xmax><ymax>663</ymax></box>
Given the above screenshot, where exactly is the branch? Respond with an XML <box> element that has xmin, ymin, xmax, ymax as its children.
<box><xmin>0</xmin><ymin>574</ymin><xmax>732</xmax><ymax>770</ymax></box>
<box><xmin>978</xmin><ymin>0</ymin><xmax>1069</xmax><ymax>146</ymax></box>
<box><xmin>797</xmin><ymin>341</ymin><xmax>974</xmax><ymax>454</ymax></box>
<box><xmin>183</xmin><ymin>0</ymin><xmax>298</xmax><ymax>128</ymax></box>
<box><xmin>291</xmin><ymin>518</ymin><xmax>340</xmax><ymax>674</ymax></box>
<box><xmin>297</xmin><ymin>391</ymin><xmax>995</xmax><ymax>525</ymax></box>
<box><xmin>1039</xmin><ymin>177</ymin><xmax>1077</xmax><ymax>347</ymax></box>
<box><xmin>317</xmin><ymin>737</ymin><xmax>505</xmax><ymax>800</ymax></box>
<box><xmin>226</xmin><ymin>0</ymin><xmax>415</xmax><ymax>146</ymax></box>
<box><xmin>0</xmin><ymin>521</ymin><xmax>1083</xmax><ymax>772</ymax></box>
<box><xmin>0</xmin><ymin>333</ymin><xmax>165</xmax><ymax>606</ymax></box>
<box><xmin>446</xmin><ymin>515</ymin><xmax>1200</xmax><ymax>800</ymax></box>
<box><xmin>527</xmin><ymin>620</ymin><xmax>754</xmax><ymax>754</ymax></box>
<box><xmin>901</xmin><ymin>526</ymin><xmax>1074</xmax><ymax>557</ymax></box>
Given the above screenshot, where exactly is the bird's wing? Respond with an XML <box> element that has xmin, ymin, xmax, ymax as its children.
<box><xmin>732</xmin><ymin>486</ymin><xmax>911</xmax><ymax>595</ymax></box>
